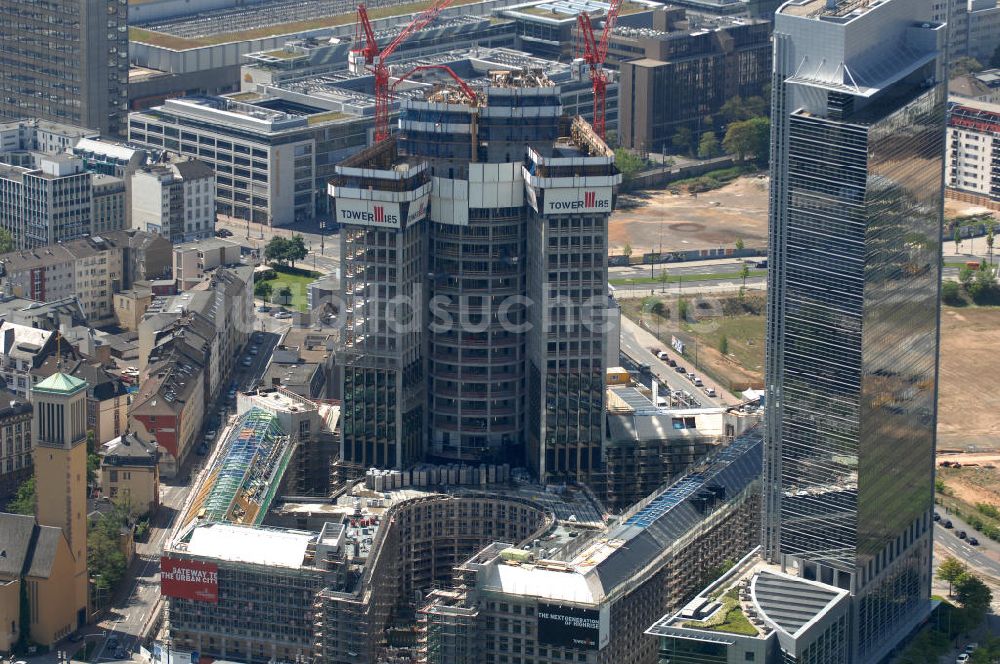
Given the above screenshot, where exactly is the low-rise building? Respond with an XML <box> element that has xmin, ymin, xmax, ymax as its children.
<box><xmin>0</xmin><ymin>387</ymin><xmax>32</xmax><ymax>498</ymax></box>
<box><xmin>947</xmin><ymin>98</ymin><xmax>1000</xmax><ymax>211</ymax></box>
<box><xmin>950</xmin><ymin>69</ymin><xmax>1000</xmax><ymax>104</ymax></box>
<box><xmin>173</xmin><ymin>238</ymin><xmax>243</xmax><ymax>291</ymax></box>
<box><xmin>114</xmin><ymin>287</ymin><xmax>154</xmax><ymax>332</ymax></box>
<box><xmin>132</xmin><ymin>159</ymin><xmax>216</xmax><ymax>243</ymax></box>
<box><xmin>0</xmin><ymin>231</ymin><xmax>171</xmax><ymax>326</ymax></box>
<box><xmin>0</xmin><ymin>323</ymin><xmax>57</xmax><ymax>397</ymax></box>
<box><xmin>100</xmin><ymin>432</ymin><xmax>160</xmax><ymax>515</ymax></box>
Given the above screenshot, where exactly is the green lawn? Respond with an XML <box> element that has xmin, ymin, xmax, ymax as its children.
<box><xmin>260</xmin><ymin>267</ymin><xmax>320</xmax><ymax>312</ymax></box>
<box><xmin>610</xmin><ymin>270</ymin><xmax>765</xmax><ymax>286</ymax></box>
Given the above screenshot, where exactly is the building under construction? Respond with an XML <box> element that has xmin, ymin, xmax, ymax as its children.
<box><xmin>332</xmin><ymin>66</ymin><xmax>621</xmax><ymax>483</ymax></box>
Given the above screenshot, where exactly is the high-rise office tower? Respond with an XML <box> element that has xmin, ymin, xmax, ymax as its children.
<box><xmin>332</xmin><ymin>68</ymin><xmax>619</xmax><ymax>481</ymax></box>
<box><xmin>0</xmin><ymin>0</ymin><xmax>129</xmax><ymax>137</ymax></box>
<box><xmin>764</xmin><ymin>0</ymin><xmax>946</xmax><ymax>661</ymax></box>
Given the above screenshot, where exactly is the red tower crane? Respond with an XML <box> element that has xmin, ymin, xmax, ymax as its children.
<box><xmin>577</xmin><ymin>0</ymin><xmax>624</xmax><ymax>140</ymax></box>
<box><xmin>351</xmin><ymin>0</ymin><xmax>455</xmax><ymax>143</ymax></box>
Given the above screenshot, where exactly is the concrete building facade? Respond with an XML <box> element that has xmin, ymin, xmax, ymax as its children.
<box><xmin>0</xmin><ymin>0</ymin><xmax>128</xmax><ymax>137</ymax></box>
<box><xmin>0</xmin><ymin>388</ymin><xmax>32</xmax><ymax>499</ymax></box>
<box><xmin>132</xmin><ymin>159</ymin><xmax>216</xmax><ymax>243</ymax></box>
<box><xmin>946</xmin><ymin>98</ymin><xmax>1000</xmax><ymax>210</ymax></box>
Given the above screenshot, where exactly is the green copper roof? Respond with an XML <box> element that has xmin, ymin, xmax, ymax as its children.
<box><xmin>33</xmin><ymin>372</ymin><xmax>88</xmax><ymax>395</ymax></box>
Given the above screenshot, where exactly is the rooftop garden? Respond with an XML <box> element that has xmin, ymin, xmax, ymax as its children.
<box><xmin>682</xmin><ymin>587</ymin><xmax>759</xmax><ymax>637</ymax></box>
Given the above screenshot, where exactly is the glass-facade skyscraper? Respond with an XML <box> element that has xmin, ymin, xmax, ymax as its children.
<box><xmin>764</xmin><ymin>0</ymin><xmax>946</xmax><ymax>661</ymax></box>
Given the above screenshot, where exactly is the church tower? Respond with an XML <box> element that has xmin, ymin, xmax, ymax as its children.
<box><xmin>32</xmin><ymin>371</ymin><xmax>90</xmax><ymax>625</ymax></box>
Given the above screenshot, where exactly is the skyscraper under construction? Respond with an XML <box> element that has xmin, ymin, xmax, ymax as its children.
<box><xmin>331</xmin><ymin>63</ymin><xmax>620</xmax><ymax>483</ymax></box>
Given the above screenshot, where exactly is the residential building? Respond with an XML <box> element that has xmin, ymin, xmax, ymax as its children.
<box><xmin>0</xmin><ymin>0</ymin><xmax>129</xmax><ymax>137</ymax></box>
<box><xmin>768</xmin><ymin>0</ymin><xmax>944</xmax><ymax>661</ymax></box>
<box><xmin>950</xmin><ymin>68</ymin><xmax>1000</xmax><ymax>103</ymax></box>
<box><xmin>946</xmin><ymin>98</ymin><xmax>1000</xmax><ymax>210</ymax></box>
<box><xmin>29</xmin><ymin>372</ymin><xmax>91</xmax><ymax>636</ymax></box>
<box><xmin>263</xmin><ymin>329</ymin><xmax>336</xmax><ymax>400</ymax></box>
<box><xmin>100</xmin><ymin>432</ymin><xmax>159</xmax><ymax>515</ymax></box>
<box><xmin>92</xmin><ymin>174</ymin><xmax>129</xmax><ymax>235</ymax></box>
<box><xmin>615</xmin><ymin>9</ymin><xmax>772</xmax><ymax>151</ymax></box>
<box><xmin>0</xmin><ymin>296</ymin><xmax>88</xmax><ymax>333</ymax></box>
<box><xmin>0</xmin><ymin>231</ymin><xmax>171</xmax><ymax>325</ymax></box>
<box><xmin>129</xmin><ymin>356</ymin><xmax>205</xmax><ymax>478</ymax></box>
<box><xmin>0</xmin><ymin>387</ymin><xmax>32</xmax><ymax>498</ymax></box>
<box><xmin>114</xmin><ymin>287</ymin><xmax>154</xmax><ymax>332</ymax></box>
<box><xmin>0</xmin><ymin>323</ymin><xmax>57</xmax><ymax>397</ymax></box>
<box><xmin>31</xmin><ymin>357</ymin><xmax>130</xmax><ymax>446</ymax></box>
<box><xmin>131</xmin><ymin>159</ymin><xmax>216</xmax><ymax>243</ymax></box>
<box><xmin>172</xmin><ymin>238</ymin><xmax>243</xmax><ymax>291</ymax></box>
<box><xmin>333</xmin><ymin>71</ymin><xmax>620</xmax><ymax>483</ymax></box>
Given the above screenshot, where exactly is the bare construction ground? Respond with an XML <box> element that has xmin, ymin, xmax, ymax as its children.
<box><xmin>610</xmin><ymin>175</ymin><xmax>770</xmax><ymax>256</ymax></box>
<box><xmin>939</xmin><ymin>307</ymin><xmax>1000</xmax><ymax>452</ymax></box>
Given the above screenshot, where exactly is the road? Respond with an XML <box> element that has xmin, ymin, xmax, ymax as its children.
<box><xmin>216</xmin><ymin>215</ymin><xmax>340</xmax><ymax>275</ymax></box>
<box><xmin>618</xmin><ymin>315</ymin><xmax>734</xmax><ymax>408</ymax></box>
<box><xmin>934</xmin><ymin>508</ymin><xmax>1000</xmax><ymax>585</ymax></box>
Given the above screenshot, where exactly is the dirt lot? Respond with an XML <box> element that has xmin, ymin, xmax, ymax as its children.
<box><xmin>944</xmin><ymin>196</ymin><xmax>1000</xmax><ymax>222</ymax></box>
<box><xmin>938</xmin><ymin>466</ymin><xmax>1000</xmax><ymax>512</ymax></box>
<box><xmin>938</xmin><ymin>307</ymin><xmax>1000</xmax><ymax>452</ymax></box>
<box><xmin>610</xmin><ymin>175</ymin><xmax>770</xmax><ymax>256</ymax></box>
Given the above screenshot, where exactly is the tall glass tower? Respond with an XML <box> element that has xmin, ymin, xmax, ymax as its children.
<box><xmin>764</xmin><ymin>0</ymin><xmax>946</xmax><ymax>661</ymax></box>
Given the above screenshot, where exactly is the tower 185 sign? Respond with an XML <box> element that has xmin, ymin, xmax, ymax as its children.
<box><xmin>542</xmin><ymin>187</ymin><xmax>612</xmax><ymax>214</ymax></box>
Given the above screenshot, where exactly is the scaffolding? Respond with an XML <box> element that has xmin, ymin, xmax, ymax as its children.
<box><xmin>194</xmin><ymin>408</ymin><xmax>295</xmax><ymax>526</ymax></box>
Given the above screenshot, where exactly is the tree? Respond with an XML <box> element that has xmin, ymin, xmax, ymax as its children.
<box><xmin>286</xmin><ymin>234</ymin><xmax>308</xmax><ymax>267</ymax></box>
<box><xmin>658</xmin><ymin>269</ymin><xmax>670</xmax><ymax>292</ymax></box>
<box><xmin>720</xmin><ymin>96</ymin><xmax>750</xmax><ymax>123</ymax></box>
<box><xmin>88</xmin><ymin>528</ymin><xmax>126</xmax><ymax>591</ymax></box>
<box><xmin>698</xmin><ymin>132</ymin><xmax>721</xmax><ymax>159</ymax></box>
<box><xmin>735</xmin><ymin>238</ymin><xmax>745</xmax><ymax>251</ymax></box>
<box><xmin>936</xmin><ymin>555</ymin><xmax>966</xmax><ymax>596</ymax></box>
<box><xmin>0</xmin><ymin>228</ymin><xmax>13</xmax><ymax>254</ymax></box>
<box><xmin>954</xmin><ymin>571</ymin><xmax>992</xmax><ymax>622</ymax></box>
<box><xmin>969</xmin><ymin>263</ymin><xmax>996</xmax><ymax>301</ymax></box>
<box><xmin>959</xmin><ymin>266</ymin><xmax>974</xmax><ymax>288</ymax></box>
<box><xmin>7</xmin><ymin>476</ymin><xmax>35</xmax><ymax>515</ymax></box>
<box><xmin>614</xmin><ymin>148</ymin><xmax>646</xmax><ymax>189</ymax></box>
<box><xmin>723</xmin><ymin>117</ymin><xmax>770</xmax><ymax>164</ymax></box>
<box><xmin>986</xmin><ymin>222</ymin><xmax>994</xmax><ymax>266</ymax></box>
<box><xmin>277</xmin><ymin>286</ymin><xmax>293</xmax><ymax>305</ymax></box>
<box><xmin>719</xmin><ymin>335</ymin><xmax>729</xmax><ymax>355</ymax></box>
<box><xmin>992</xmin><ymin>42</ymin><xmax>1000</xmax><ymax>68</ymax></box>
<box><xmin>671</xmin><ymin>127</ymin><xmax>694</xmax><ymax>156</ymax></box>
<box><xmin>739</xmin><ymin>263</ymin><xmax>751</xmax><ymax>289</ymax></box>
<box><xmin>623</xmin><ymin>242</ymin><xmax>633</xmax><ymax>261</ymax></box>
<box><xmin>86</xmin><ymin>430</ymin><xmax>99</xmax><ymax>487</ymax></box>
<box><xmin>254</xmin><ymin>280</ymin><xmax>273</xmax><ymax>301</ymax></box>
<box><xmin>951</xmin><ymin>56</ymin><xmax>984</xmax><ymax>76</ymax></box>
<box><xmin>941</xmin><ymin>280</ymin><xmax>962</xmax><ymax>305</ymax></box>
<box><xmin>744</xmin><ymin>96</ymin><xmax>768</xmax><ymax>118</ymax></box>
<box><xmin>678</xmin><ymin>298</ymin><xmax>689</xmax><ymax>321</ymax></box>
<box><xmin>264</xmin><ymin>237</ymin><xmax>290</xmax><ymax>266</ymax></box>
<box><xmin>954</xmin><ymin>226</ymin><xmax>963</xmax><ymax>253</ymax></box>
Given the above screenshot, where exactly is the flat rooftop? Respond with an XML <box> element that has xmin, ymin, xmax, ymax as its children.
<box><xmin>184</xmin><ymin>522</ymin><xmax>316</xmax><ymax>568</ymax></box>
<box><xmin>780</xmin><ymin>0</ymin><xmax>891</xmax><ymax>19</ymax></box>
<box><xmin>130</xmin><ymin>0</ymin><xmax>495</xmax><ymax>49</ymax></box>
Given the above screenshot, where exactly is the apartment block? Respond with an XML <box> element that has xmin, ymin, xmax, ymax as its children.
<box><xmin>172</xmin><ymin>238</ymin><xmax>243</xmax><ymax>291</ymax></box>
<box><xmin>132</xmin><ymin>159</ymin><xmax>216</xmax><ymax>243</ymax></box>
<box><xmin>946</xmin><ymin>98</ymin><xmax>1000</xmax><ymax>210</ymax></box>
<box><xmin>0</xmin><ymin>387</ymin><xmax>32</xmax><ymax>498</ymax></box>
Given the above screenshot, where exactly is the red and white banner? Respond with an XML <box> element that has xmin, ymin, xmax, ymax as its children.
<box><xmin>542</xmin><ymin>187</ymin><xmax>612</xmax><ymax>215</ymax></box>
<box><xmin>161</xmin><ymin>557</ymin><xmax>219</xmax><ymax>603</ymax></box>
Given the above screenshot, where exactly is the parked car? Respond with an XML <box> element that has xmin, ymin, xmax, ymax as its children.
<box><xmin>257</xmin><ymin>305</ymin><xmax>271</xmax><ymax>313</ymax></box>
<box><xmin>957</xmin><ymin>530</ymin><xmax>967</xmax><ymax>540</ymax></box>
<box><xmin>693</xmin><ymin>377</ymin><xmax>704</xmax><ymax>387</ymax></box>
<box><xmin>205</xmin><ymin>429</ymin><xmax>217</xmax><ymax>440</ymax></box>
<box><xmin>966</xmin><ymin>644</ymin><xmax>979</xmax><ymax>654</ymax></box>
<box><xmin>650</xmin><ymin>347</ymin><xmax>664</xmax><ymax>356</ymax></box>
<box><xmin>686</xmin><ymin>372</ymin><xmax>696</xmax><ymax>381</ymax></box>
<box><xmin>215</xmin><ymin>228</ymin><xmax>233</xmax><ymax>238</ymax></box>
<box><xmin>249</xmin><ymin>346</ymin><xmax>259</xmax><ymax>355</ymax></box>
<box><xmin>241</xmin><ymin>356</ymin><xmax>253</xmax><ymax>367</ymax></box>
<box><xmin>968</xmin><ymin>537</ymin><xmax>979</xmax><ymax>546</ymax></box>
<box><xmin>275</xmin><ymin>311</ymin><xmax>293</xmax><ymax>320</ymax></box>
<box><xmin>943</xmin><ymin>519</ymin><xmax>953</xmax><ymax>529</ymax></box>
<box><xmin>675</xmin><ymin>366</ymin><xmax>686</xmax><ymax>373</ymax></box>
<box><xmin>667</xmin><ymin>358</ymin><xmax>677</xmax><ymax>368</ymax></box>
<box><xmin>704</xmin><ymin>387</ymin><xmax>717</xmax><ymax>397</ymax></box>
<box><xmin>957</xmin><ymin>654</ymin><xmax>970</xmax><ymax>664</ymax></box>
<box><xmin>933</xmin><ymin>512</ymin><xmax>941</xmax><ymax>522</ymax></box>
<box><xmin>656</xmin><ymin>351</ymin><xmax>670</xmax><ymax>361</ymax></box>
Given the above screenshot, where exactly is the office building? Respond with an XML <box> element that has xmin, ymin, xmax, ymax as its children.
<box><xmin>0</xmin><ymin>155</ymin><xmax>95</xmax><ymax>249</ymax></box>
<box><xmin>0</xmin><ymin>387</ymin><xmax>32</xmax><ymax>498</ymax></box>
<box><xmin>764</xmin><ymin>0</ymin><xmax>944</xmax><ymax>661</ymax></box>
<box><xmin>172</xmin><ymin>238</ymin><xmax>243</xmax><ymax>291</ymax></box>
<box><xmin>932</xmin><ymin>0</ymin><xmax>1000</xmax><ymax>64</ymax></box>
<box><xmin>615</xmin><ymin>8</ymin><xmax>772</xmax><ymax>152</ymax></box>
<box><xmin>0</xmin><ymin>0</ymin><xmax>128</xmax><ymax>137</ymax></box>
<box><xmin>332</xmin><ymin>69</ymin><xmax>620</xmax><ymax>482</ymax></box>
<box><xmin>946</xmin><ymin>98</ymin><xmax>1000</xmax><ymax>210</ymax></box>
<box><xmin>131</xmin><ymin>159</ymin><xmax>216</xmax><ymax>243</ymax></box>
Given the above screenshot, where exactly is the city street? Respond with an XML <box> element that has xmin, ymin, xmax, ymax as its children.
<box><xmin>618</xmin><ymin>315</ymin><xmax>732</xmax><ymax>408</ymax></box>
<box><xmin>215</xmin><ymin>216</ymin><xmax>340</xmax><ymax>275</ymax></box>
